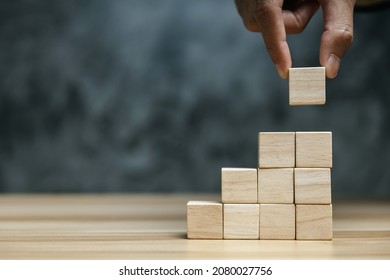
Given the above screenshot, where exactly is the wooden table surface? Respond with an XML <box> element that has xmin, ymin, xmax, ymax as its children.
<box><xmin>0</xmin><ymin>194</ymin><xmax>389</xmax><ymax>259</ymax></box>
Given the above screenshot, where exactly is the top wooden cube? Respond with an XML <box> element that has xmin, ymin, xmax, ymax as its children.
<box><xmin>289</xmin><ymin>67</ymin><xmax>326</xmax><ymax>106</ymax></box>
<box><xmin>296</xmin><ymin>132</ymin><xmax>333</xmax><ymax>168</ymax></box>
<box><xmin>258</xmin><ymin>132</ymin><xmax>295</xmax><ymax>168</ymax></box>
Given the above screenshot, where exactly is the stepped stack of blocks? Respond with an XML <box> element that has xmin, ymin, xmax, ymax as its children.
<box><xmin>187</xmin><ymin>67</ymin><xmax>333</xmax><ymax>240</ymax></box>
<box><xmin>187</xmin><ymin>131</ymin><xmax>333</xmax><ymax>240</ymax></box>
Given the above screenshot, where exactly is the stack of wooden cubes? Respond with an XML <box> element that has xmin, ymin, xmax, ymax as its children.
<box><xmin>187</xmin><ymin>131</ymin><xmax>333</xmax><ymax>240</ymax></box>
<box><xmin>188</xmin><ymin>67</ymin><xmax>332</xmax><ymax>240</ymax></box>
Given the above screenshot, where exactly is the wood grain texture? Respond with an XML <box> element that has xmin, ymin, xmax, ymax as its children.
<box><xmin>258</xmin><ymin>132</ymin><xmax>295</xmax><ymax>168</ymax></box>
<box><xmin>259</xmin><ymin>204</ymin><xmax>295</xmax><ymax>240</ymax></box>
<box><xmin>0</xmin><ymin>195</ymin><xmax>389</xmax><ymax>259</ymax></box>
<box><xmin>221</xmin><ymin>168</ymin><xmax>257</xmax><ymax>203</ymax></box>
<box><xmin>258</xmin><ymin>168</ymin><xmax>294</xmax><ymax>203</ymax></box>
<box><xmin>295</xmin><ymin>168</ymin><xmax>331</xmax><ymax>204</ymax></box>
<box><xmin>289</xmin><ymin>67</ymin><xmax>325</xmax><ymax>106</ymax></box>
<box><xmin>296</xmin><ymin>131</ymin><xmax>332</xmax><ymax>168</ymax></box>
<box><xmin>224</xmin><ymin>204</ymin><xmax>259</xmax><ymax>239</ymax></box>
<box><xmin>296</xmin><ymin>204</ymin><xmax>333</xmax><ymax>240</ymax></box>
<box><xmin>187</xmin><ymin>201</ymin><xmax>222</xmax><ymax>239</ymax></box>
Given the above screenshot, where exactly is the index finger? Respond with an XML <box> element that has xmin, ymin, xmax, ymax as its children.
<box><xmin>254</xmin><ymin>0</ymin><xmax>291</xmax><ymax>79</ymax></box>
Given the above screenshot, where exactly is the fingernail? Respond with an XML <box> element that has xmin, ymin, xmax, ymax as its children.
<box><xmin>326</xmin><ymin>54</ymin><xmax>340</xmax><ymax>78</ymax></box>
<box><xmin>275</xmin><ymin>64</ymin><xmax>288</xmax><ymax>79</ymax></box>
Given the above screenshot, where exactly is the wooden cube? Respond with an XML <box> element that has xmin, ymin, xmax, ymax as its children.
<box><xmin>296</xmin><ymin>204</ymin><xmax>333</xmax><ymax>240</ymax></box>
<box><xmin>295</xmin><ymin>168</ymin><xmax>331</xmax><ymax>204</ymax></box>
<box><xmin>187</xmin><ymin>201</ymin><xmax>223</xmax><ymax>239</ymax></box>
<box><xmin>258</xmin><ymin>132</ymin><xmax>295</xmax><ymax>168</ymax></box>
<box><xmin>222</xmin><ymin>168</ymin><xmax>257</xmax><ymax>203</ymax></box>
<box><xmin>296</xmin><ymin>131</ymin><xmax>332</xmax><ymax>168</ymax></box>
<box><xmin>259</xmin><ymin>204</ymin><xmax>295</xmax><ymax>240</ymax></box>
<box><xmin>224</xmin><ymin>204</ymin><xmax>259</xmax><ymax>239</ymax></box>
<box><xmin>289</xmin><ymin>67</ymin><xmax>326</xmax><ymax>105</ymax></box>
<box><xmin>258</xmin><ymin>168</ymin><xmax>294</xmax><ymax>204</ymax></box>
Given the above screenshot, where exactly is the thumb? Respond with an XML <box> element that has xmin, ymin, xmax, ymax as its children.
<box><xmin>319</xmin><ymin>0</ymin><xmax>355</xmax><ymax>78</ymax></box>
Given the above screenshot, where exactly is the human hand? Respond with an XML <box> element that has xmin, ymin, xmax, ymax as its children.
<box><xmin>235</xmin><ymin>0</ymin><xmax>356</xmax><ymax>79</ymax></box>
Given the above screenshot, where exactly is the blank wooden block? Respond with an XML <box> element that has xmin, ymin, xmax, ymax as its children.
<box><xmin>259</xmin><ymin>204</ymin><xmax>295</xmax><ymax>240</ymax></box>
<box><xmin>258</xmin><ymin>168</ymin><xmax>293</xmax><ymax>203</ymax></box>
<box><xmin>187</xmin><ymin>201</ymin><xmax>223</xmax><ymax>239</ymax></box>
<box><xmin>224</xmin><ymin>204</ymin><xmax>259</xmax><ymax>239</ymax></box>
<box><xmin>289</xmin><ymin>67</ymin><xmax>326</xmax><ymax>106</ymax></box>
<box><xmin>295</xmin><ymin>168</ymin><xmax>331</xmax><ymax>204</ymax></box>
<box><xmin>296</xmin><ymin>131</ymin><xmax>332</xmax><ymax>168</ymax></box>
<box><xmin>296</xmin><ymin>204</ymin><xmax>333</xmax><ymax>240</ymax></box>
<box><xmin>258</xmin><ymin>132</ymin><xmax>295</xmax><ymax>168</ymax></box>
<box><xmin>222</xmin><ymin>168</ymin><xmax>257</xmax><ymax>203</ymax></box>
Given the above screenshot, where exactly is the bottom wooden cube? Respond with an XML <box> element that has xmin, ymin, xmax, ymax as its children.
<box><xmin>187</xmin><ymin>201</ymin><xmax>223</xmax><ymax>239</ymax></box>
<box><xmin>296</xmin><ymin>204</ymin><xmax>333</xmax><ymax>240</ymax></box>
<box><xmin>259</xmin><ymin>204</ymin><xmax>295</xmax><ymax>240</ymax></box>
<box><xmin>224</xmin><ymin>204</ymin><xmax>259</xmax><ymax>239</ymax></box>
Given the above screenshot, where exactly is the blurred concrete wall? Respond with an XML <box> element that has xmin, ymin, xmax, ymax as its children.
<box><xmin>0</xmin><ymin>0</ymin><xmax>390</xmax><ymax>196</ymax></box>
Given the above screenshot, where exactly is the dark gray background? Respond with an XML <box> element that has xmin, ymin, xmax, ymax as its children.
<box><xmin>1</xmin><ymin>0</ymin><xmax>389</xmax><ymax>197</ymax></box>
